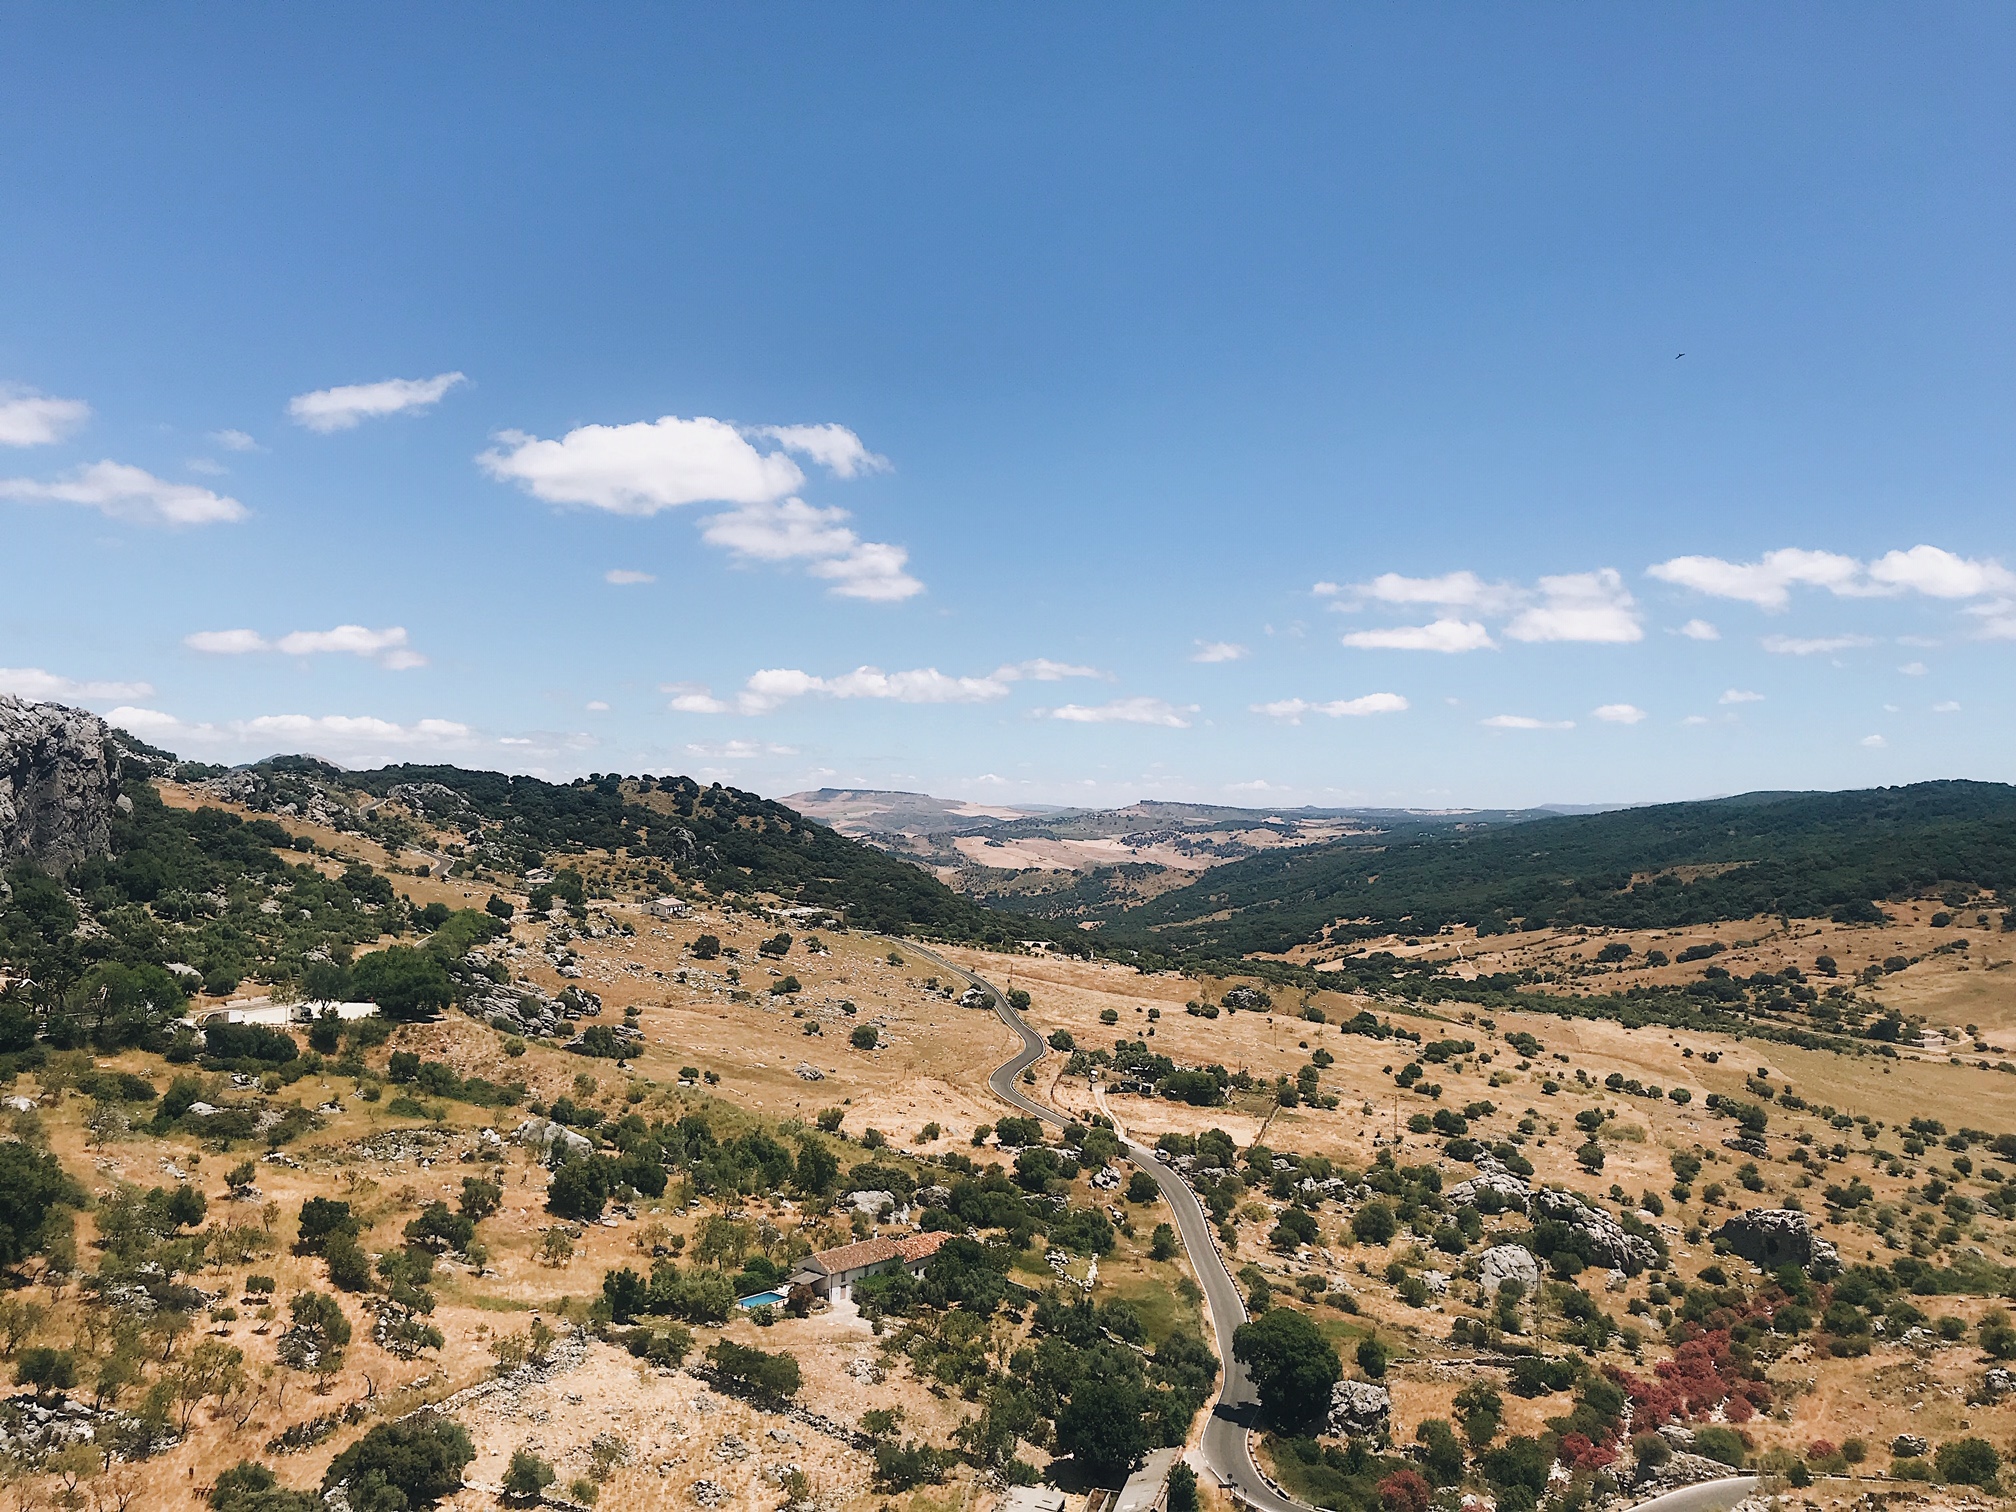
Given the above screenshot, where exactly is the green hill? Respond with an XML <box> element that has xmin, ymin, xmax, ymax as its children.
<box><xmin>1102</xmin><ymin>780</ymin><xmax>2016</xmax><ymax>956</ymax></box>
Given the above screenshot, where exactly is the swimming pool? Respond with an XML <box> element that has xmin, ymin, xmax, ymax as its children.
<box><xmin>736</xmin><ymin>1289</ymin><xmax>787</xmax><ymax>1309</ymax></box>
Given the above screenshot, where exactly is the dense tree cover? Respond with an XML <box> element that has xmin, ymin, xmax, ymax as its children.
<box><xmin>1108</xmin><ymin>781</ymin><xmax>2016</xmax><ymax>955</ymax></box>
<box><xmin>342</xmin><ymin>764</ymin><xmax>1071</xmax><ymax>945</ymax></box>
<box><xmin>210</xmin><ymin>1462</ymin><xmax>322</xmax><ymax>1512</ymax></box>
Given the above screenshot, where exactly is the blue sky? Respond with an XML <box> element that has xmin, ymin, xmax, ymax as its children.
<box><xmin>3</xmin><ymin>6</ymin><xmax>2013</xmax><ymax>809</ymax></box>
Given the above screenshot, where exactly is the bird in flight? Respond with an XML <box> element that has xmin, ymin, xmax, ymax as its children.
<box><xmin>1676</xmin><ymin>353</ymin><xmax>1685</xmax><ymax>359</ymax></box>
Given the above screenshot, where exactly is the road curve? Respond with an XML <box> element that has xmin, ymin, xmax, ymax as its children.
<box><xmin>893</xmin><ymin>940</ymin><xmax>1313</xmax><ymax>1512</ymax></box>
<box><xmin>893</xmin><ymin>941</ymin><xmax>1757</xmax><ymax>1512</ymax></box>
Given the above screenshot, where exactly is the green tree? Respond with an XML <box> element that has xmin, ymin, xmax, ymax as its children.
<box><xmin>322</xmin><ymin>1414</ymin><xmax>474</xmax><ymax>1511</ymax></box>
<box><xmin>1935</xmin><ymin>1438</ymin><xmax>2000</xmax><ymax>1489</ymax></box>
<box><xmin>504</xmin><ymin>1447</ymin><xmax>556</xmax><ymax>1499</ymax></box>
<box><xmin>0</xmin><ymin>1141</ymin><xmax>82</xmax><ymax>1268</ymax></box>
<box><xmin>793</xmin><ymin>1137</ymin><xmax>839</xmax><ymax>1196</ymax></box>
<box><xmin>1351</xmin><ymin>1201</ymin><xmax>1398</xmax><ymax>1245</ymax></box>
<box><xmin>1150</xmin><ymin>1223</ymin><xmax>1179</xmax><ymax>1262</ymax></box>
<box><xmin>1231</xmin><ymin>1308</ymin><xmax>1340</xmax><ymax>1435</ymax></box>
<box><xmin>349</xmin><ymin>946</ymin><xmax>454</xmax><ymax>1020</ymax></box>
<box><xmin>209</xmin><ymin>1462</ymin><xmax>322</xmax><ymax>1512</ymax></box>
<box><xmin>1357</xmin><ymin>1334</ymin><xmax>1391</xmax><ymax>1380</ymax></box>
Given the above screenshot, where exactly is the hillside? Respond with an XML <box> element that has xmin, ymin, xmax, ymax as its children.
<box><xmin>1093</xmin><ymin>781</ymin><xmax>2016</xmax><ymax>957</ymax></box>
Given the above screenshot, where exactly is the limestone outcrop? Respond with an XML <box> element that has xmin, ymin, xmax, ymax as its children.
<box><xmin>1714</xmin><ymin>1207</ymin><xmax>1841</xmax><ymax>1278</ymax></box>
<box><xmin>0</xmin><ymin>698</ymin><xmax>124</xmax><ymax>878</ymax></box>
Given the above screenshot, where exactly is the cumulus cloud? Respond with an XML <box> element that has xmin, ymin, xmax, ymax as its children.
<box><xmin>1329</xmin><ymin>566</ymin><xmax>1640</xmax><ymax>647</ymax></box>
<box><xmin>1677</xmin><ymin>619</ymin><xmax>1720</xmax><ymax>641</ymax></box>
<box><xmin>665</xmin><ymin>659</ymin><xmax>1098</xmax><ymax>717</ymax></box>
<box><xmin>1191</xmin><ymin>641</ymin><xmax>1249</xmax><ymax>663</ymax></box>
<box><xmin>1503</xmin><ymin>570</ymin><xmax>1642</xmax><ymax>644</ymax></box>
<box><xmin>700</xmin><ymin>498</ymin><xmax>921</xmax><ymax>601</ymax></box>
<box><xmin>184</xmin><ymin>625</ymin><xmax>424</xmax><ymax>669</ymax></box>
<box><xmin>289</xmin><ymin>372</ymin><xmax>466</xmax><ymax>433</ymax></box>
<box><xmin>1933</xmin><ymin>701</ymin><xmax>1961</xmax><ymax>713</ymax></box>
<box><xmin>481</xmin><ymin>414</ymin><xmax>919</xmax><ymax>600</ymax></box>
<box><xmin>1898</xmin><ymin>661</ymin><xmax>1928</xmax><ymax>676</ymax></box>
<box><xmin>0</xmin><ymin>387</ymin><xmax>90</xmax><ymax>447</ymax></box>
<box><xmin>1252</xmin><ymin>694</ymin><xmax>1408</xmax><ymax>723</ymax></box>
<box><xmin>604</xmin><ymin>569</ymin><xmax>656</xmax><ymax>585</ymax></box>
<box><xmin>1341</xmin><ymin>619</ymin><xmax>1495</xmax><ymax>653</ymax></box>
<box><xmin>1860</xmin><ymin>734</ymin><xmax>1886</xmax><ymax>748</ymax></box>
<box><xmin>0</xmin><ymin>461</ymin><xmax>246</xmax><ymax>526</ymax></box>
<box><xmin>1719</xmin><ymin>689</ymin><xmax>1764</xmax><ymax>704</ymax></box>
<box><xmin>106</xmin><ymin>706</ymin><xmax>475</xmax><ymax>759</ymax></box>
<box><xmin>1761</xmin><ymin>633</ymin><xmax>1874</xmax><ymax>656</ymax></box>
<box><xmin>1047</xmin><ymin>697</ymin><xmax>1196</xmax><ymax>728</ymax></box>
<box><xmin>1592</xmin><ymin>703</ymin><xmax>1647</xmax><ymax>724</ymax></box>
<box><xmin>1481</xmin><ymin>714</ymin><xmax>1575</xmax><ymax>730</ymax></box>
<box><xmin>0</xmin><ymin>667</ymin><xmax>154</xmax><ymax>702</ymax></box>
<box><xmin>210</xmin><ymin>429</ymin><xmax>259</xmax><ymax>452</ymax></box>
<box><xmin>1649</xmin><ymin>544</ymin><xmax>2015</xmax><ymax>609</ymax></box>
<box><xmin>749</xmin><ymin>423</ymin><xmax>889</xmax><ymax>479</ymax></box>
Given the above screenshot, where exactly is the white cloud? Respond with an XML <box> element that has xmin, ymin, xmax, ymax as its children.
<box><xmin>1761</xmin><ymin>633</ymin><xmax>1874</xmax><ymax>656</ymax></box>
<box><xmin>1860</xmin><ymin>734</ymin><xmax>1886</xmax><ymax>748</ymax></box>
<box><xmin>0</xmin><ymin>460</ymin><xmax>246</xmax><ymax>526</ymax></box>
<box><xmin>1933</xmin><ymin>701</ymin><xmax>1961</xmax><ymax>713</ymax></box>
<box><xmin>1481</xmin><ymin>714</ymin><xmax>1575</xmax><ymax>730</ymax></box>
<box><xmin>1191</xmin><ymin>641</ymin><xmax>1249</xmax><ymax>663</ymax></box>
<box><xmin>685</xmin><ymin>740</ymin><xmax>799</xmax><ymax>759</ymax></box>
<box><xmin>1252</xmin><ymin>694</ymin><xmax>1408</xmax><ymax>723</ymax></box>
<box><xmin>1677</xmin><ymin>619</ymin><xmax>1720</xmax><ymax>641</ymax></box>
<box><xmin>105</xmin><ymin>706</ymin><xmax>475</xmax><ymax>759</ymax></box>
<box><xmin>1047</xmin><ymin>697</ymin><xmax>1196</xmax><ymax>728</ymax></box>
<box><xmin>604</xmin><ymin>569</ymin><xmax>656</xmax><ymax>585</ymax></box>
<box><xmin>1649</xmin><ymin>544</ymin><xmax>2014</xmax><ymax>609</ymax></box>
<box><xmin>289</xmin><ymin>372</ymin><xmax>466</xmax><ymax>433</ymax></box>
<box><xmin>666</xmin><ymin>658</ymin><xmax>1099</xmax><ymax>716</ymax></box>
<box><xmin>585</xmin><ymin>700</ymin><xmax>610</xmax><ymax>712</ymax></box>
<box><xmin>992</xmin><ymin>659</ymin><xmax>1103</xmax><ymax>682</ymax></box>
<box><xmin>749</xmin><ymin>423</ymin><xmax>889</xmax><ymax>479</ymax></box>
<box><xmin>1592</xmin><ymin>703</ymin><xmax>1647</xmax><ymax>724</ymax></box>
<box><xmin>1867</xmin><ymin>545</ymin><xmax>2016</xmax><ymax>599</ymax></box>
<box><xmin>1719</xmin><ymin>689</ymin><xmax>1764</xmax><ymax>704</ymax></box>
<box><xmin>1503</xmin><ymin>569</ymin><xmax>1642</xmax><ymax>644</ymax></box>
<box><xmin>480</xmin><ymin>414</ymin><xmax>806</xmax><ymax>515</ymax></box>
<box><xmin>184</xmin><ymin>625</ymin><xmax>424</xmax><ymax>669</ymax></box>
<box><xmin>1328</xmin><ymin>566</ymin><xmax>1640</xmax><ymax>647</ymax></box>
<box><xmin>1682</xmin><ymin>715</ymin><xmax>1711</xmax><ymax>726</ymax></box>
<box><xmin>1341</xmin><ymin>619</ymin><xmax>1495</xmax><ymax>653</ymax></box>
<box><xmin>0</xmin><ymin>388</ymin><xmax>90</xmax><ymax>447</ymax></box>
<box><xmin>1354</xmin><ymin>570</ymin><xmax>1518</xmax><ymax>613</ymax></box>
<box><xmin>185</xmin><ymin>458</ymin><xmax>228</xmax><ymax>476</ymax></box>
<box><xmin>1898</xmin><ymin>661</ymin><xmax>1928</xmax><ymax>676</ymax></box>
<box><xmin>0</xmin><ymin>667</ymin><xmax>154</xmax><ymax>702</ymax></box>
<box><xmin>1226</xmin><ymin>778</ymin><xmax>1285</xmax><ymax>792</ymax></box>
<box><xmin>483</xmin><ymin>414</ymin><xmax>918</xmax><ymax>600</ymax></box>
<box><xmin>1967</xmin><ymin>600</ymin><xmax>2016</xmax><ymax>640</ymax></box>
<box><xmin>700</xmin><ymin>498</ymin><xmax>922</xmax><ymax>601</ymax></box>
<box><xmin>210</xmin><ymin>429</ymin><xmax>258</xmax><ymax>452</ymax></box>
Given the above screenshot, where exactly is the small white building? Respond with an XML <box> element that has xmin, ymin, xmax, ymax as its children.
<box><xmin>648</xmin><ymin>897</ymin><xmax>692</xmax><ymax>921</ymax></box>
<box><xmin>789</xmin><ymin>1231</ymin><xmax>950</xmax><ymax>1303</ymax></box>
<box><xmin>196</xmin><ymin>998</ymin><xmax>379</xmax><ymax>1029</ymax></box>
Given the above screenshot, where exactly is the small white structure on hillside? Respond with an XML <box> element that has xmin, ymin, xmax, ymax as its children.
<box><xmin>195</xmin><ymin>998</ymin><xmax>379</xmax><ymax>1029</ymax></box>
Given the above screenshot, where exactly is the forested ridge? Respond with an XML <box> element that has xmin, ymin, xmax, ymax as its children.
<box><xmin>1098</xmin><ymin>781</ymin><xmax>2016</xmax><ymax>956</ymax></box>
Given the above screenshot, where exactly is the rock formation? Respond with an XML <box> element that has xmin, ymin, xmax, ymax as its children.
<box><xmin>0</xmin><ymin>698</ymin><xmax>124</xmax><ymax>878</ymax></box>
<box><xmin>1328</xmin><ymin>1379</ymin><xmax>1392</xmax><ymax>1439</ymax></box>
<box><xmin>1713</xmin><ymin>1207</ymin><xmax>1841</xmax><ymax>1278</ymax></box>
<box><xmin>1477</xmin><ymin>1243</ymin><xmax>1542</xmax><ymax>1295</ymax></box>
<box><xmin>1530</xmin><ymin>1187</ymin><xmax>1660</xmax><ymax>1274</ymax></box>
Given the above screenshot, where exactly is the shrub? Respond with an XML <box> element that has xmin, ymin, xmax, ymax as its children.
<box><xmin>850</xmin><ymin>1025</ymin><xmax>880</xmax><ymax>1051</ymax></box>
<box><xmin>503</xmin><ymin>1448</ymin><xmax>555</xmax><ymax>1499</ymax></box>
<box><xmin>1935</xmin><ymin>1437</ymin><xmax>2000</xmax><ymax>1489</ymax></box>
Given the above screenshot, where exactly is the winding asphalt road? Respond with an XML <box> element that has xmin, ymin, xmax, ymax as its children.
<box><xmin>893</xmin><ymin>940</ymin><xmax>1763</xmax><ymax>1512</ymax></box>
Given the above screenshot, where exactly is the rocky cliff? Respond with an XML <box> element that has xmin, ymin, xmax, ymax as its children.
<box><xmin>0</xmin><ymin>698</ymin><xmax>126</xmax><ymax>877</ymax></box>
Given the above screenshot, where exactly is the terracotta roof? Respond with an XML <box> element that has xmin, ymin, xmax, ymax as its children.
<box><xmin>809</xmin><ymin>1229</ymin><xmax>953</xmax><ymax>1275</ymax></box>
<box><xmin>895</xmin><ymin>1231</ymin><xmax>952</xmax><ymax>1263</ymax></box>
<box><xmin>807</xmin><ymin>1236</ymin><xmax>901</xmax><ymax>1274</ymax></box>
